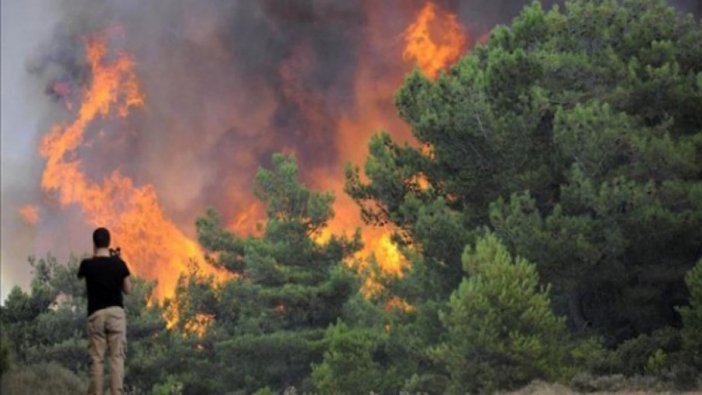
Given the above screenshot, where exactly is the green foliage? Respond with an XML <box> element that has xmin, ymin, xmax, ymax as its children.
<box><xmin>312</xmin><ymin>321</ymin><xmax>400</xmax><ymax>394</ymax></box>
<box><xmin>151</xmin><ymin>375</ymin><xmax>184</xmax><ymax>395</ymax></box>
<box><xmin>0</xmin><ymin>362</ymin><xmax>87</xmax><ymax>395</ymax></box>
<box><xmin>432</xmin><ymin>234</ymin><xmax>570</xmax><ymax>392</ymax></box>
<box><xmin>567</xmin><ymin>336</ymin><xmax>613</xmax><ymax>375</ymax></box>
<box><xmin>184</xmin><ymin>154</ymin><xmax>363</xmax><ymax>393</ymax></box>
<box><xmin>254</xmin><ymin>153</ymin><xmax>334</xmax><ymax>235</ymax></box>
<box><xmin>348</xmin><ymin>0</ymin><xmax>702</xmax><ymax>346</ymax></box>
<box><xmin>0</xmin><ymin>328</ymin><xmax>12</xmax><ymax>377</ymax></box>
<box><xmin>611</xmin><ymin>327</ymin><xmax>682</xmax><ymax>376</ymax></box>
<box><xmin>645</xmin><ymin>349</ymin><xmax>668</xmax><ymax>375</ymax></box>
<box><xmin>252</xmin><ymin>387</ymin><xmax>276</xmax><ymax>395</ymax></box>
<box><xmin>678</xmin><ymin>258</ymin><xmax>702</xmax><ymax>368</ymax></box>
<box><xmin>0</xmin><ymin>255</ymin><xmax>172</xmax><ymax>393</ymax></box>
<box><xmin>4</xmin><ymin>0</ymin><xmax>702</xmax><ymax>392</ymax></box>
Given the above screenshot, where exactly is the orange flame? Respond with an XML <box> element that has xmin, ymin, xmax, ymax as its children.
<box><xmin>38</xmin><ymin>32</ymin><xmax>229</xmax><ymax>303</ymax></box>
<box><xmin>403</xmin><ymin>2</ymin><xmax>467</xmax><ymax>79</ymax></box>
<box><xmin>18</xmin><ymin>204</ymin><xmax>40</xmax><ymax>225</ymax></box>
<box><xmin>370</xmin><ymin>233</ymin><xmax>405</xmax><ymax>276</ymax></box>
<box><xmin>227</xmin><ymin>201</ymin><xmax>264</xmax><ymax>236</ymax></box>
<box><xmin>24</xmin><ymin>3</ymin><xmax>484</xmax><ymax>332</ymax></box>
<box><xmin>183</xmin><ymin>313</ymin><xmax>214</xmax><ymax>337</ymax></box>
<box><xmin>385</xmin><ymin>296</ymin><xmax>414</xmax><ymax>313</ymax></box>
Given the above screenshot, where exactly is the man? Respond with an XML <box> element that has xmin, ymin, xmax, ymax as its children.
<box><xmin>78</xmin><ymin>227</ymin><xmax>132</xmax><ymax>395</ymax></box>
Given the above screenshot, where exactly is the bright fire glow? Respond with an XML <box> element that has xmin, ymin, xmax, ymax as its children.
<box><xmin>38</xmin><ymin>32</ymin><xmax>229</xmax><ymax>304</ymax></box>
<box><xmin>19</xmin><ymin>204</ymin><xmax>40</xmax><ymax>225</ymax></box>
<box><xmin>385</xmin><ymin>295</ymin><xmax>414</xmax><ymax>313</ymax></box>
<box><xmin>403</xmin><ymin>2</ymin><xmax>467</xmax><ymax>79</ymax></box>
<box><xmin>227</xmin><ymin>201</ymin><xmax>264</xmax><ymax>236</ymax></box>
<box><xmin>183</xmin><ymin>313</ymin><xmax>214</xmax><ymax>337</ymax></box>
<box><xmin>372</xmin><ymin>233</ymin><xmax>405</xmax><ymax>276</ymax></box>
<box><xmin>33</xmin><ymin>2</ymin><xmax>478</xmax><ymax>326</ymax></box>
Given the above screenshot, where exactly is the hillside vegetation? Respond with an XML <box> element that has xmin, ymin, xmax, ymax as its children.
<box><xmin>3</xmin><ymin>0</ymin><xmax>702</xmax><ymax>393</ymax></box>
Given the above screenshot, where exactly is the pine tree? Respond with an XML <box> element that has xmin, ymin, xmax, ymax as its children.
<box><xmin>195</xmin><ymin>154</ymin><xmax>362</xmax><ymax>392</ymax></box>
<box><xmin>433</xmin><ymin>234</ymin><xmax>570</xmax><ymax>392</ymax></box>
<box><xmin>678</xmin><ymin>258</ymin><xmax>702</xmax><ymax>369</ymax></box>
<box><xmin>347</xmin><ymin>0</ymin><xmax>702</xmax><ymax>344</ymax></box>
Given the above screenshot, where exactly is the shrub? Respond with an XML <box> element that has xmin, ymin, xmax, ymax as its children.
<box><xmin>0</xmin><ymin>329</ymin><xmax>12</xmax><ymax>377</ymax></box>
<box><xmin>0</xmin><ymin>362</ymin><xmax>87</xmax><ymax>395</ymax></box>
<box><xmin>312</xmin><ymin>321</ymin><xmax>401</xmax><ymax>394</ymax></box>
<box><xmin>151</xmin><ymin>375</ymin><xmax>184</xmax><ymax>395</ymax></box>
<box><xmin>252</xmin><ymin>387</ymin><xmax>276</xmax><ymax>395</ymax></box>
<box><xmin>612</xmin><ymin>327</ymin><xmax>682</xmax><ymax>376</ymax></box>
<box><xmin>432</xmin><ymin>234</ymin><xmax>571</xmax><ymax>392</ymax></box>
<box><xmin>678</xmin><ymin>258</ymin><xmax>702</xmax><ymax>367</ymax></box>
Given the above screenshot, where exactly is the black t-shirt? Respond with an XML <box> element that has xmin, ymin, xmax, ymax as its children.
<box><xmin>78</xmin><ymin>256</ymin><xmax>130</xmax><ymax>316</ymax></box>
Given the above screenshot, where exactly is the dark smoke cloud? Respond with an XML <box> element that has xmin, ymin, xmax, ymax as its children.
<box><xmin>35</xmin><ymin>1</ymin><xmax>375</xmax><ymax>227</ymax></box>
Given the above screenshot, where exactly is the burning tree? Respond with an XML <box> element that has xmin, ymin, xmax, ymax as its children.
<box><xmin>166</xmin><ymin>154</ymin><xmax>362</xmax><ymax>393</ymax></box>
<box><xmin>5</xmin><ymin>0</ymin><xmax>702</xmax><ymax>392</ymax></box>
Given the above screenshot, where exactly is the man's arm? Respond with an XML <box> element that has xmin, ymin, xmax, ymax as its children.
<box><xmin>119</xmin><ymin>258</ymin><xmax>132</xmax><ymax>295</ymax></box>
<box><xmin>122</xmin><ymin>276</ymin><xmax>132</xmax><ymax>295</ymax></box>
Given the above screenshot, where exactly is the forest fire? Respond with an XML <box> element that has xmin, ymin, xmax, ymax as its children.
<box><xmin>7</xmin><ymin>0</ymin><xmax>702</xmax><ymax>391</ymax></box>
<box><xmin>32</xmin><ymin>2</ymin><xmax>473</xmax><ymax>319</ymax></box>
<box><xmin>38</xmin><ymin>32</ymin><xmax>230</xmax><ymax>302</ymax></box>
<box><xmin>403</xmin><ymin>2</ymin><xmax>468</xmax><ymax>79</ymax></box>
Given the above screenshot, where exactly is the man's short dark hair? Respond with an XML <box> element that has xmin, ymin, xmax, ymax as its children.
<box><xmin>93</xmin><ymin>227</ymin><xmax>111</xmax><ymax>248</ymax></box>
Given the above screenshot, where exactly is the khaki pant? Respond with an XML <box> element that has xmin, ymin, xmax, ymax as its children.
<box><xmin>87</xmin><ymin>306</ymin><xmax>127</xmax><ymax>395</ymax></box>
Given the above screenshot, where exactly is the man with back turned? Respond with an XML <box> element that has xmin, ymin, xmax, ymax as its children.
<box><xmin>78</xmin><ymin>227</ymin><xmax>132</xmax><ymax>395</ymax></box>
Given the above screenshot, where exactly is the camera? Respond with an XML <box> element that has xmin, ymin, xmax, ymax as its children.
<box><xmin>109</xmin><ymin>247</ymin><xmax>121</xmax><ymax>257</ymax></box>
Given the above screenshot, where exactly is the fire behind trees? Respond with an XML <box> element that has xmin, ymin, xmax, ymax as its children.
<box><xmin>18</xmin><ymin>0</ymin><xmax>475</xmax><ymax>305</ymax></box>
<box><xmin>2</xmin><ymin>0</ymin><xmax>702</xmax><ymax>394</ymax></box>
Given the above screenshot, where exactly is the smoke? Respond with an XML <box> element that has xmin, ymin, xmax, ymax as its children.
<box><xmin>0</xmin><ymin>0</ymin><xmax>75</xmax><ymax>302</ymax></box>
<box><xmin>2</xmin><ymin>0</ymin><xmax>698</xmax><ymax>301</ymax></box>
<box><xmin>37</xmin><ymin>0</ymin><xmax>384</xmax><ymax>226</ymax></box>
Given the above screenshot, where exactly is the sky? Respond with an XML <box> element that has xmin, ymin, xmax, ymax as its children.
<box><xmin>1</xmin><ymin>0</ymin><xmax>71</xmax><ymax>302</ymax></box>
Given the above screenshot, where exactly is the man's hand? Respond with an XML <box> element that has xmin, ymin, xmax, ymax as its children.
<box><xmin>122</xmin><ymin>276</ymin><xmax>132</xmax><ymax>295</ymax></box>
